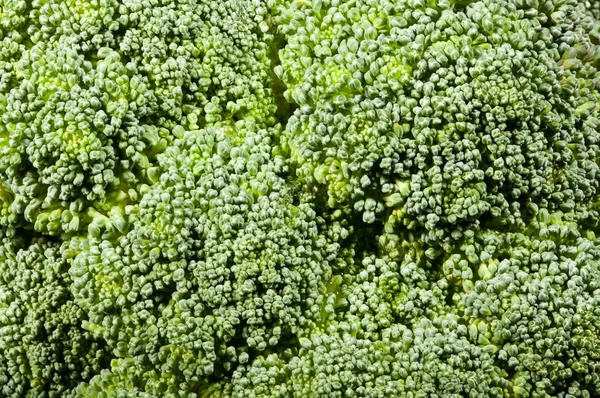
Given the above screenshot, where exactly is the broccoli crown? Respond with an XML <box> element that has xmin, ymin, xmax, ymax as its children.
<box><xmin>0</xmin><ymin>0</ymin><xmax>600</xmax><ymax>396</ymax></box>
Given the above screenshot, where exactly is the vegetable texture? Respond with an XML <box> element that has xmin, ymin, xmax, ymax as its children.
<box><xmin>1</xmin><ymin>0</ymin><xmax>600</xmax><ymax>397</ymax></box>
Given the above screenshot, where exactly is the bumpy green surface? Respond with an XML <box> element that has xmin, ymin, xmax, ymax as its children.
<box><xmin>1</xmin><ymin>0</ymin><xmax>600</xmax><ymax>397</ymax></box>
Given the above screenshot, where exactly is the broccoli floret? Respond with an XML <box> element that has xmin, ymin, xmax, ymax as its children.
<box><xmin>0</xmin><ymin>227</ymin><xmax>110</xmax><ymax>397</ymax></box>
<box><xmin>0</xmin><ymin>0</ymin><xmax>278</xmax><ymax>235</ymax></box>
<box><xmin>68</xmin><ymin>122</ymin><xmax>348</xmax><ymax>395</ymax></box>
<box><xmin>0</xmin><ymin>43</ymin><xmax>162</xmax><ymax>235</ymax></box>
<box><xmin>215</xmin><ymin>215</ymin><xmax>600</xmax><ymax>397</ymax></box>
<box><xmin>114</xmin><ymin>0</ymin><xmax>278</xmax><ymax>126</ymax></box>
<box><xmin>456</xmin><ymin>216</ymin><xmax>600</xmax><ymax>396</ymax></box>
<box><xmin>275</xmin><ymin>0</ymin><xmax>600</xmax><ymax>240</ymax></box>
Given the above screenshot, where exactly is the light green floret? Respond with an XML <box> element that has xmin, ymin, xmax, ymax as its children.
<box><xmin>68</xmin><ymin>122</ymin><xmax>349</xmax><ymax>396</ymax></box>
<box><xmin>0</xmin><ymin>42</ymin><xmax>164</xmax><ymax>235</ymax></box>
<box><xmin>274</xmin><ymin>0</ymin><xmax>600</xmax><ymax>241</ymax></box>
<box><xmin>0</xmin><ymin>227</ymin><xmax>110</xmax><ymax>398</ymax></box>
<box><xmin>0</xmin><ymin>0</ymin><xmax>280</xmax><ymax>234</ymax></box>
<box><xmin>0</xmin><ymin>0</ymin><xmax>120</xmax><ymax>50</ymax></box>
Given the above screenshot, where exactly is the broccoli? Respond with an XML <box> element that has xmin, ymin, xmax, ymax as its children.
<box><xmin>0</xmin><ymin>0</ymin><xmax>275</xmax><ymax>235</ymax></box>
<box><xmin>0</xmin><ymin>0</ymin><xmax>600</xmax><ymax>396</ymax></box>
<box><xmin>0</xmin><ymin>227</ymin><xmax>109</xmax><ymax>397</ymax></box>
<box><xmin>276</xmin><ymin>0</ymin><xmax>600</xmax><ymax>237</ymax></box>
<box><xmin>68</xmin><ymin>122</ymin><xmax>348</xmax><ymax>395</ymax></box>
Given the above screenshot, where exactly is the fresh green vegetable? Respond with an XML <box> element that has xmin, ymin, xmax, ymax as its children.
<box><xmin>1</xmin><ymin>0</ymin><xmax>600</xmax><ymax>396</ymax></box>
